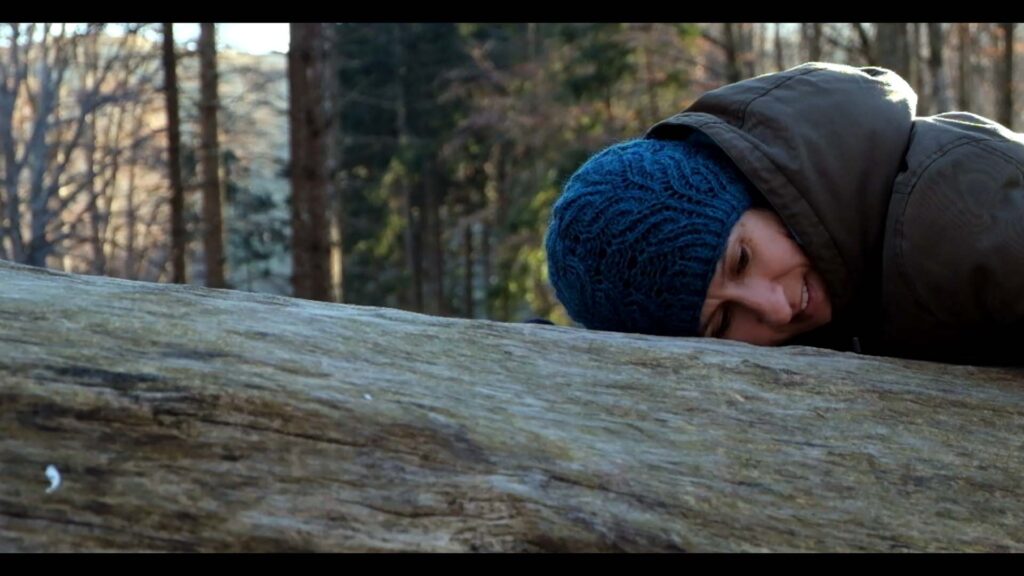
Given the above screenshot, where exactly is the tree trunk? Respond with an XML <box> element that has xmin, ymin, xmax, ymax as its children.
<box><xmin>0</xmin><ymin>26</ymin><xmax>24</xmax><ymax>262</ymax></box>
<box><xmin>741</xmin><ymin>23</ymin><xmax>756</xmax><ymax>79</ymax></box>
<box><xmin>306</xmin><ymin>24</ymin><xmax>334</xmax><ymax>303</ymax></box>
<box><xmin>162</xmin><ymin>23</ymin><xmax>187</xmax><ymax>285</ymax></box>
<box><xmin>198</xmin><ymin>23</ymin><xmax>226</xmax><ymax>288</ymax></box>
<box><xmin>640</xmin><ymin>27</ymin><xmax>659</xmax><ymax>127</ymax></box>
<box><xmin>425</xmin><ymin>159</ymin><xmax>445</xmax><ymax>316</ymax></box>
<box><xmin>85</xmin><ymin>93</ymin><xmax>103</xmax><ymax>275</ymax></box>
<box><xmin>754</xmin><ymin>23</ymin><xmax>766</xmax><ymax>77</ymax></box>
<box><xmin>802</xmin><ymin>23</ymin><xmax>822</xmax><ymax>62</ymax></box>
<box><xmin>1</xmin><ymin>260</ymin><xmax>1023</xmax><ymax>551</ymax></box>
<box><xmin>393</xmin><ymin>24</ymin><xmax>423</xmax><ymax>312</ymax></box>
<box><xmin>909</xmin><ymin>24</ymin><xmax>922</xmax><ymax>96</ymax></box>
<box><xmin>1000</xmin><ymin>23</ymin><xmax>1015</xmax><ymax>129</ymax></box>
<box><xmin>330</xmin><ymin>191</ymin><xmax>344</xmax><ymax>303</ymax></box>
<box><xmin>909</xmin><ymin>23</ymin><xmax>929</xmax><ymax>114</ymax></box>
<box><xmin>288</xmin><ymin>24</ymin><xmax>310</xmax><ymax>300</ymax></box>
<box><xmin>480</xmin><ymin>221</ymin><xmax>491</xmax><ymax>319</ymax></box>
<box><xmin>958</xmin><ymin>23</ymin><xmax>973</xmax><ymax>111</ymax></box>
<box><xmin>928</xmin><ymin>23</ymin><xmax>952</xmax><ymax>114</ymax></box>
<box><xmin>463</xmin><ymin>222</ymin><xmax>473</xmax><ymax>318</ymax></box>
<box><xmin>287</xmin><ymin>23</ymin><xmax>333</xmax><ymax>302</ymax></box>
<box><xmin>329</xmin><ymin>26</ymin><xmax>344</xmax><ymax>304</ymax></box>
<box><xmin>876</xmin><ymin>23</ymin><xmax>910</xmax><ymax>80</ymax></box>
<box><xmin>722</xmin><ymin>23</ymin><xmax>742</xmax><ymax>83</ymax></box>
<box><xmin>774</xmin><ymin>23</ymin><xmax>785</xmax><ymax>71</ymax></box>
<box><xmin>24</xmin><ymin>27</ymin><xmax>58</xmax><ymax>269</ymax></box>
<box><xmin>846</xmin><ymin>23</ymin><xmax>870</xmax><ymax>65</ymax></box>
<box><xmin>125</xmin><ymin>126</ymin><xmax>140</xmax><ymax>279</ymax></box>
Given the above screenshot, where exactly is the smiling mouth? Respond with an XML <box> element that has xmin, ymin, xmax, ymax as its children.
<box><xmin>792</xmin><ymin>276</ymin><xmax>812</xmax><ymax>324</ymax></box>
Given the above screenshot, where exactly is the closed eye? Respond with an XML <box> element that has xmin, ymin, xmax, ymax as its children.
<box><xmin>735</xmin><ymin>244</ymin><xmax>750</xmax><ymax>275</ymax></box>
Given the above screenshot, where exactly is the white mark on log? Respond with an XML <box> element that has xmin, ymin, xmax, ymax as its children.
<box><xmin>364</xmin><ymin>393</ymin><xmax>373</xmax><ymax>401</ymax></box>
<box><xmin>45</xmin><ymin>465</ymin><xmax>61</xmax><ymax>494</ymax></box>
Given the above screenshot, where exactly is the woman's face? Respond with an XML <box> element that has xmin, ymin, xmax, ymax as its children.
<box><xmin>699</xmin><ymin>208</ymin><xmax>832</xmax><ymax>345</ymax></box>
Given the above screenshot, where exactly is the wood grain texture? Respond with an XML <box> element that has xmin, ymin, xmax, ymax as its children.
<box><xmin>1</xmin><ymin>260</ymin><xmax>1022</xmax><ymax>551</ymax></box>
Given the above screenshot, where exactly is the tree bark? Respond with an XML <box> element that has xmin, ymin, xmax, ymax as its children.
<box><xmin>425</xmin><ymin>159</ymin><xmax>445</xmax><ymax>315</ymax></box>
<box><xmin>958</xmin><ymin>23</ymin><xmax>973</xmax><ymax>111</ymax></box>
<box><xmin>876</xmin><ymin>23</ymin><xmax>910</xmax><ymax>80</ymax></box>
<box><xmin>722</xmin><ymin>23</ymin><xmax>742</xmax><ymax>83</ymax></box>
<box><xmin>1</xmin><ymin>260</ymin><xmax>1023</xmax><ymax>552</ymax></box>
<box><xmin>1000</xmin><ymin>23</ymin><xmax>1015</xmax><ymax>129</ymax></box>
<box><xmin>480</xmin><ymin>221</ymin><xmax>491</xmax><ymax>319</ymax></box>
<box><xmin>928</xmin><ymin>23</ymin><xmax>952</xmax><ymax>114</ymax></box>
<box><xmin>774</xmin><ymin>23</ymin><xmax>785</xmax><ymax>71</ymax></box>
<box><xmin>802</xmin><ymin>23</ymin><xmax>822</xmax><ymax>62</ymax></box>
<box><xmin>162</xmin><ymin>23</ymin><xmax>187</xmax><ymax>285</ymax></box>
<box><xmin>198</xmin><ymin>23</ymin><xmax>227</xmax><ymax>288</ymax></box>
<box><xmin>393</xmin><ymin>24</ymin><xmax>423</xmax><ymax>312</ymax></box>
<box><xmin>288</xmin><ymin>24</ymin><xmax>310</xmax><ymax>300</ymax></box>
<box><xmin>288</xmin><ymin>23</ymin><xmax>333</xmax><ymax>302</ymax></box>
<box><xmin>463</xmin><ymin>222</ymin><xmax>473</xmax><ymax>318</ymax></box>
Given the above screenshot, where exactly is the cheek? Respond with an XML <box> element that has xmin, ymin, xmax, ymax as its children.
<box><xmin>758</xmin><ymin>246</ymin><xmax>810</xmax><ymax>278</ymax></box>
<box><xmin>781</xmin><ymin>235</ymin><xmax>813</xmax><ymax>268</ymax></box>
<box><xmin>728</xmin><ymin>314</ymin><xmax>790</xmax><ymax>346</ymax></box>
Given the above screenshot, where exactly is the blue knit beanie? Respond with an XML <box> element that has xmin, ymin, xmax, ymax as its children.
<box><xmin>545</xmin><ymin>135</ymin><xmax>754</xmax><ymax>336</ymax></box>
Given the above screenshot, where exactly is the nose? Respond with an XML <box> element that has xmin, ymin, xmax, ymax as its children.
<box><xmin>735</xmin><ymin>279</ymin><xmax>794</xmax><ymax>326</ymax></box>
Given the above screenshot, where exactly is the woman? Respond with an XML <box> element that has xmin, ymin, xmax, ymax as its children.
<box><xmin>545</xmin><ymin>62</ymin><xmax>1024</xmax><ymax>366</ymax></box>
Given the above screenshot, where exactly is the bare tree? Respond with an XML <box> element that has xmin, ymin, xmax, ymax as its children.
<box><xmin>0</xmin><ymin>24</ymin><xmax>163</xmax><ymax>271</ymax></box>
<box><xmin>852</xmin><ymin>23</ymin><xmax>874</xmax><ymax>65</ymax></box>
<box><xmin>162</xmin><ymin>23</ymin><xmax>187</xmax><ymax>283</ymax></box>
<box><xmin>198</xmin><ymin>23</ymin><xmax>227</xmax><ymax>288</ymax></box>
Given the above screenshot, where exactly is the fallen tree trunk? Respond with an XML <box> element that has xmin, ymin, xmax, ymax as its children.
<box><xmin>1</xmin><ymin>260</ymin><xmax>1022</xmax><ymax>552</ymax></box>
